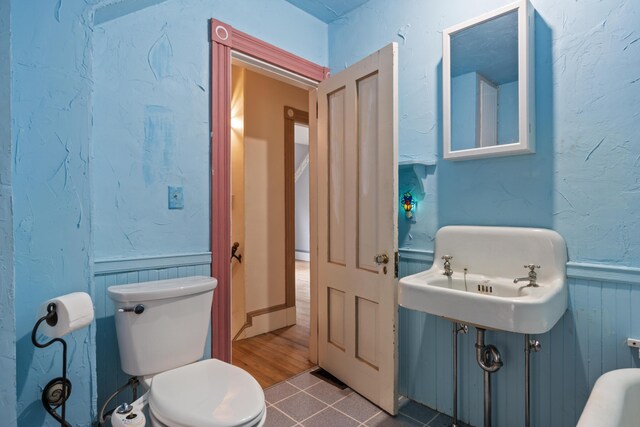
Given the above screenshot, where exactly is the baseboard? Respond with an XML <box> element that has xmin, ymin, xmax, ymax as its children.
<box><xmin>243</xmin><ymin>306</ymin><xmax>296</xmax><ymax>339</ymax></box>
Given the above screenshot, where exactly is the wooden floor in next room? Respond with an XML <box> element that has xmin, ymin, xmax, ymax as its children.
<box><xmin>232</xmin><ymin>261</ymin><xmax>314</xmax><ymax>388</ymax></box>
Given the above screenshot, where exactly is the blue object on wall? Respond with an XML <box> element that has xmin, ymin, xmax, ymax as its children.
<box><xmin>168</xmin><ymin>186</ymin><xmax>184</xmax><ymax>210</ymax></box>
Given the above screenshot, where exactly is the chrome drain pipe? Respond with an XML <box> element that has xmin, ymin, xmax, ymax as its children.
<box><xmin>451</xmin><ymin>322</ymin><xmax>468</xmax><ymax>427</ymax></box>
<box><xmin>475</xmin><ymin>328</ymin><xmax>503</xmax><ymax>427</ymax></box>
<box><xmin>525</xmin><ymin>334</ymin><xmax>541</xmax><ymax>427</ymax></box>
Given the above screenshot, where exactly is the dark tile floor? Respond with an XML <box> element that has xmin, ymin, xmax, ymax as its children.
<box><xmin>264</xmin><ymin>369</ymin><xmax>472</xmax><ymax>427</ymax></box>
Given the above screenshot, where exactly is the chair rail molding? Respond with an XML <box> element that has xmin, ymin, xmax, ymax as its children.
<box><xmin>398</xmin><ymin>248</ymin><xmax>640</xmax><ymax>285</ymax></box>
<box><xmin>94</xmin><ymin>252</ymin><xmax>212</xmax><ymax>275</ymax></box>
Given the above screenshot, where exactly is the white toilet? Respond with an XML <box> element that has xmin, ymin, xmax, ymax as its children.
<box><xmin>108</xmin><ymin>276</ymin><xmax>266</xmax><ymax>427</ymax></box>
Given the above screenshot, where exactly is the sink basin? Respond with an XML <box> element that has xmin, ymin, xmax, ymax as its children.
<box><xmin>398</xmin><ymin>226</ymin><xmax>568</xmax><ymax>334</ymax></box>
<box><xmin>577</xmin><ymin>369</ymin><xmax>640</xmax><ymax>427</ymax></box>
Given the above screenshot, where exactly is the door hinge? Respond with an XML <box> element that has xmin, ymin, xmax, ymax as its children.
<box><xmin>394</xmin><ymin>251</ymin><xmax>399</xmax><ymax>278</ymax></box>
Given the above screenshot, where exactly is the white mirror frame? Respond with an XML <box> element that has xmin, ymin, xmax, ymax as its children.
<box><xmin>443</xmin><ymin>0</ymin><xmax>535</xmax><ymax>161</ymax></box>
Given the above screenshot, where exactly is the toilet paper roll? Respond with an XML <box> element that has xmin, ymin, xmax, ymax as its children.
<box><xmin>38</xmin><ymin>292</ymin><xmax>94</xmax><ymax>339</ymax></box>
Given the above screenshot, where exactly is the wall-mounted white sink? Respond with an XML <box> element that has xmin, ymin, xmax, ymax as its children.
<box><xmin>399</xmin><ymin>226</ymin><xmax>568</xmax><ymax>334</ymax></box>
<box><xmin>577</xmin><ymin>369</ymin><xmax>640</xmax><ymax>427</ymax></box>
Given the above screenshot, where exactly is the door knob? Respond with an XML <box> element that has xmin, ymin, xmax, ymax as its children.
<box><xmin>374</xmin><ymin>254</ymin><xmax>389</xmax><ymax>265</ymax></box>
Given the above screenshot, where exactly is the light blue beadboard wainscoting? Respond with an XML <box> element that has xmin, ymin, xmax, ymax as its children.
<box><xmin>93</xmin><ymin>253</ymin><xmax>212</xmax><ymax>411</ymax></box>
<box><xmin>398</xmin><ymin>248</ymin><xmax>640</xmax><ymax>427</ymax></box>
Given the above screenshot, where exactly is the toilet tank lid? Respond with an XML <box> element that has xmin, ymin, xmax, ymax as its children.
<box><xmin>108</xmin><ymin>276</ymin><xmax>217</xmax><ymax>303</ymax></box>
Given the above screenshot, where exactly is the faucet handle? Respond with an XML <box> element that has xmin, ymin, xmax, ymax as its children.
<box><xmin>524</xmin><ymin>264</ymin><xmax>541</xmax><ymax>271</ymax></box>
<box><xmin>442</xmin><ymin>255</ymin><xmax>453</xmax><ymax>261</ymax></box>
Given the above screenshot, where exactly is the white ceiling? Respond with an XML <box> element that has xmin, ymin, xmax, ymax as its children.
<box><xmin>285</xmin><ymin>0</ymin><xmax>371</xmax><ymax>23</ymax></box>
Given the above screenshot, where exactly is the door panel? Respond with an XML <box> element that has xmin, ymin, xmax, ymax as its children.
<box><xmin>317</xmin><ymin>43</ymin><xmax>398</xmax><ymax>414</ymax></box>
<box><xmin>355</xmin><ymin>296</ymin><xmax>379</xmax><ymax>368</ymax></box>
<box><xmin>328</xmin><ymin>88</ymin><xmax>347</xmax><ymax>265</ymax></box>
<box><xmin>356</xmin><ymin>72</ymin><xmax>379</xmax><ymax>272</ymax></box>
<box><xmin>328</xmin><ymin>287</ymin><xmax>346</xmax><ymax>350</ymax></box>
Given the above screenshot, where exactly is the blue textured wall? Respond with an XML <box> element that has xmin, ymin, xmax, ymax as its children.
<box><xmin>330</xmin><ymin>0</ymin><xmax>640</xmax><ymax>425</ymax></box>
<box><xmin>92</xmin><ymin>0</ymin><xmax>327</xmax><ymax>260</ymax></box>
<box><xmin>12</xmin><ymin>1</ymin><xmax>96</xmax><ymax>425</ymax></box>
<box><xmin>7</xmin><ymin>0</ymin><xmax>639</xmax><ymax>424</ymax></box>
<box><xmin>331</xmin><ymin>0</ymin><xmax>640</xmax><ymax>264</ymax></box>
<box><xmin>0</xmin><ymin>0</ymin><xmax>16</xmax><ymax>422</ymax></box>
<box><xmin>5</xmin><ymin>0</ymin><xmax>327</xmax><ymax>425</ymax></box>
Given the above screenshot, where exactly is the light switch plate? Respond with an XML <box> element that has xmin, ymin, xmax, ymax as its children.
<box><xmin>168</xmin><ymin>186</ymin><xmax>184</xmax><ymax>209</ymax></box>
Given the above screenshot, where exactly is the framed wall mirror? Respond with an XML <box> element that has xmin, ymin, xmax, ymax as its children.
<box><xmin>443</xmin><ymin>1</ymin><xmax>534</xmax><ymax>161</ymax></box>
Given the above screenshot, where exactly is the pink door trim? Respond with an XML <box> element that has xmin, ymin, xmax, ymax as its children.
<box><xmin>209</xmin><ymin>19</ymin><xmax>328</xmax><ymax>362</ymax></box>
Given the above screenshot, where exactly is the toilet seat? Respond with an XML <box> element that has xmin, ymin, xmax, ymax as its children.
<box><xmin>149</xmin><ymin>359</ymin><xmax>266</xmax><ymax>427</ymax></box>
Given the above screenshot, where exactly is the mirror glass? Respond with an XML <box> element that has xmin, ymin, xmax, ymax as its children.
<box><xmin>450</xmin><ymin>10</ymin><xmax>519</xmax><ymax>151</ymax></box>
<box><xmin>443</xmin><ymin>1</ymin><xmax>535</xmax><ymax>161</ymax></box>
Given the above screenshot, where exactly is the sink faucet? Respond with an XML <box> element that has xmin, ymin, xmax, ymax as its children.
<box><xmin>442</xmin><ymin>255</ymin><xmax>453</xmax><ymax>277</ymax></box>
<box><xmin>514</xmin><ymin>264</ymin><xmax>540</xmax><ymax>287</ymax></box>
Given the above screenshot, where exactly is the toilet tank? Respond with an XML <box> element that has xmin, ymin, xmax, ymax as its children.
<box><xmin>107</xmin><ymin>276</ymin><xmax>217</xmax><ymax>376</ymax></box>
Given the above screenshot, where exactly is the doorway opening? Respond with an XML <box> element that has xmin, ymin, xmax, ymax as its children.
<box><xmin>228</xmin><ymin>61</ymin><xmax>315</xmax><ymax>388</ymax></box>
<box><xmin>210</xmin><ymin>20</ymin><xmax>399</xmax><ymax>412</ymax></box>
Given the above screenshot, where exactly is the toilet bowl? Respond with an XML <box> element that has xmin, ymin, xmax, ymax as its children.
<box><xmin>108</xmin><ymin>277</ymin><xmax>266</xmax><ymax>427</ymax></box>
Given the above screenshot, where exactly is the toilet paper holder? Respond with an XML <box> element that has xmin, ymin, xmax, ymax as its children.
<box><xmin>31</xmin><ymin>302</ymin><xmax>72</xmax><ymax>427</ymax></box>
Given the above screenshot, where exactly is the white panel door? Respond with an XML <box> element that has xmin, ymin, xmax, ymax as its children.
<box><xmin>317</xmin><ymin>43</ymin><xmax>398</xmax><ymax>414</ymax></box>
